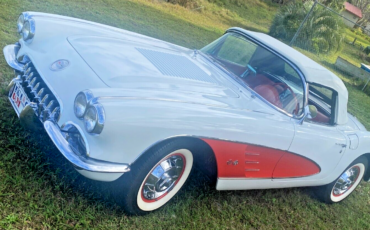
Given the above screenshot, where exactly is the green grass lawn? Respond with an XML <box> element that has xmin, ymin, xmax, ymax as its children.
<box><xmin>344</xmin><ymin>27</ymin><xmax>370</xmax><ymax>48</ymax></box>
<box><xmin>1</xmin><ymin>0</ymin><xmax>370</xmax><ymax>229</ymax></box>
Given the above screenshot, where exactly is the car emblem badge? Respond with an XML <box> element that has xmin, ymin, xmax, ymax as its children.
<box><xmin>50</xmin><ymin>59</ymin><xmax>69</xmax><ymax>71</ymax></box>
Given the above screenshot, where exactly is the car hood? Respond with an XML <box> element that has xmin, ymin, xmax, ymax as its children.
<box><xmin>67</xmin><ymin>36</ymin><xmax>239</xmax><ymax>98</ymax></box>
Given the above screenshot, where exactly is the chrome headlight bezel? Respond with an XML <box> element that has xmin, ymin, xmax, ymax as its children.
<box><xmin>83</xmin><ymin>104</ymin><xmax>105</xmax><ymax>135</ymax></box>
<box><xmin>17</xmin><ymin>12</ymin><xmax>31</xmax><ymax>33</ymax></box>
<box><xmin>17</xmin><ymin>14</ymin><xmax>25</xmax><ymax>33</ymax></box>
<box><xmin>21</xmin><ymin>19</ymin><xmax>36</xmax><ymax>43</ymax></box>
<box><xmin>74</xmin><ymin>90</ymin><xmax>94</xmax><ymax>118</ymax></box>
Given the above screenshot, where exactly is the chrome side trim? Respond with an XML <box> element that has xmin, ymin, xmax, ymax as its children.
<box><xmin>44</xmin><ymin>120</ymin><xmax>130</xmax><ymax>173</ymax></box>
<box><xmin>3</xmin><ymin>44</ymin><xmax>24</xmax><ymax>71</ymax></box>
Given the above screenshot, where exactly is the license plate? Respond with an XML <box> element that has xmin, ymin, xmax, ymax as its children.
<box><xmin>9</xmin><ymin>82</ymin><xmax>31</xmax><ymax>116</ymax></box>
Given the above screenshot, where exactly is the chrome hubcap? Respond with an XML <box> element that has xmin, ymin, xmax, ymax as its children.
<box><xmin>333</xmin><ymin>166</ymin><xmax>360</xmax><ymax>196</ymax></box>
<box><xmin>142</xmin><ymin>155</ymin><xmax>185</xmax><ymax>201</ymax></box>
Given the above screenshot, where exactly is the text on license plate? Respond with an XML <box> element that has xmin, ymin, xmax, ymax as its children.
<box><xmin>10</xmin><ymin>83</ymin><xmax>30</xmax><ymax>114</ymax></box>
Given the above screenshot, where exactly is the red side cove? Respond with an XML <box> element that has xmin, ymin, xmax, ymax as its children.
<box><xmin>201</xmin><ymin>138</ymin><xmax>320</xmax><ymax>179</ymax></box>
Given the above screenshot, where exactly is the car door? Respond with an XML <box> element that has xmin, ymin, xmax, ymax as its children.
<box><xmin>286</xmin><ymin>122</ymin><xmax>346</xmax><ymax>179</ymax></box>
<box><xmin>284</xmin><ymin>84</ymin><xmax>347</xmax><ymax>179</ymax></box>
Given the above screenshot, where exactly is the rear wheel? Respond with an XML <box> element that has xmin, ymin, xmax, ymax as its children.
<box><xmin>114</xmin><ymin>140</ymin><xmax>193</xmax><ymax>215</ymax></box>
<box><xmin>317</xmin><ymin>157</ymin><xmax>367</xmax><ymax>203</ymax></box>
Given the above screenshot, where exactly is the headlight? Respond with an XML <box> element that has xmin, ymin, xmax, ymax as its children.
<box><xmin>21</xmin><ymin>19</ymin><xmax>35</xmax><ymax>42</ymax></box>
<box><xmin>83</xmin><ymin>104</ymin><xmax>105</xmax><ymax>134</ymax></box>
<box><xmin>74</xmin><ymin>90</ymin><xmax>94</xmax><ymax>118</ymax></box>
<box><xmin>17</xmin><ymin>12</ymin><xmax>30</xmax><ymax>33</ymax></box>
<box><xmin>17</xmin><ymin>14</ymin><xmax>25</xmax><ymax>33</ymax></box>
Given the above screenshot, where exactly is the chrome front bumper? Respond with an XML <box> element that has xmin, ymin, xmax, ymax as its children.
<box><xmin>4</xmin><ymin>43</ymin><xmax>130</xmax><ymax>174</ymax></box>
<box><xmin>44</xmin><ymin>121</ymin><xmax>130</xmax><ymax>173</ymax></box>
<box><xmin>3</xmin><ymin>43</ymin><xmax>24</xmax><ymax>71</ymax></box>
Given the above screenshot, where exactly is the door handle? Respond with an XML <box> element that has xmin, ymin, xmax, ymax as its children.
<box><xmin>335</xmin><ymin>143</ymin><xmax>347</xmax><ymax>148</ymax></box>
<box><xmin>336</xmin><ymin>143</ymin><xmax>347</xmax><ymax>153</ymax></box>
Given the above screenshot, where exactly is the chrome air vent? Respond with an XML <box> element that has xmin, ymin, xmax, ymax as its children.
<box><xmin>136</xmin><ymin>48</ymin><xmax>217</xmax><ymax>84</ymax></box>
<box><xmin>19</xmin><ymin>61</ymin><xmax>61</xmax><ymax>122</ymax></box>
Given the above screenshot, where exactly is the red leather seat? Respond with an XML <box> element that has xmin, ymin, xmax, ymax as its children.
<box><xmin>254</xmin><ymin>84</ymin><xmax>282</xmax><ymax>108</ymax></box>
<box><xmin>312</xmin><ymin>111</ymin><xmax>330</xmax><ymax>124</ymax></box>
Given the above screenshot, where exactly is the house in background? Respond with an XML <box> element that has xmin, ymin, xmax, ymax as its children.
<box><xmin>341</xmin><ymin>2</ymin><xmax>362</xmax><ymax>28</ymax></box>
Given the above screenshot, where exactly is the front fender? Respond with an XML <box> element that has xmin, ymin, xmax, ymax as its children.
<box><xmin>81</xmin><ymin>97</ymin><xmax>294</xmax><ymax>165</ymax></box>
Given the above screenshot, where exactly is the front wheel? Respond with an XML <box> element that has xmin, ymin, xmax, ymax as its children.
<box><xmin>115</xmin><ymin>140</ymin><xmax>193</xmax><ymax>215</ymax></box>
<box><xmin>316</xmin><ymin>156</ymin><xmax>367</xmax><ymax>203</ymax></box>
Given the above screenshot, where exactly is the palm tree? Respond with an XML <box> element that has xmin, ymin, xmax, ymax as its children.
<box><xmin>269</xmin><ymin>0</ymin><xmax>345</xmax><ymax>54</ymax></box>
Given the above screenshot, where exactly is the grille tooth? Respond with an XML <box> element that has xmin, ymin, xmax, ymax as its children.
<box><xmin>46</xmin><ymin>100</ymin><xmax>57</xmax><ymax>111</ymax></box>
<box><xmin>41</xmin><ymin>94</ymin><xmax>50</xmax><ymax>104</ymax></box>
<box><xmin>52</xmin><ymin>106</ymin><xmax>60</xmax><ymax>114</ymax></box>
<box><xmin>28</xmin><ymin>77</ymin><xmax>36</xmax><ymax>87</ymax></box>
<box><xmin>24</xmin><ymin>67</ymin><xmax>32</xmax><ymax>75</ymax></box>
<box><xmin>23</xmin><ymin>62</ymin><xmax>33</xmax><ymax>71</ymax></box>
<box><xmin>37</xmin><ymin>88</ymin><xmax>45</xmax><ymax>98</ymax></box>
<box><xmin>33</xmin><ymin>87</ymin><xmax>44</xmax><ymax>103</ymax></box>
<box><xmin>32</xmin><ymin>82</ymin><xmax>40</xmax><ymax>94</ymax></box>
<box><xmin>50</xmin><ymin>107</ymin><xmax>60</xmax><ymax>120</ymax></box>
<box><xmin>17</xmin><ymin>60</ymin><xmax>60</xmax><ymax>122</ymax></box>
<box><xmin>25</xmin><ymin>72</ymin><xmax>34</xmax><ymax>82</ymax></box>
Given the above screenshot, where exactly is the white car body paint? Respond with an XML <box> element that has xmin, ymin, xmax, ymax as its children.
<box><xmin>6</xmin><ymin>12</ymin><xmax>370</xmax><ymax>190</ymax></box>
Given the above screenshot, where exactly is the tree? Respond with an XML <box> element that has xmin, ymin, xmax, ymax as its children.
<box><xmin>319</xmin><ymin>0</ymin><xmax>345</xmax><ymax>10</ymax></box>
<box><xmin>269</xmin><ymin>0</ymin><xmax>345</xmax><ymax>54</ymax></box>
<box><xmin>272</xmin><ymin>0</ymin><xmax>344</xmax><ymax>9</ymax></box>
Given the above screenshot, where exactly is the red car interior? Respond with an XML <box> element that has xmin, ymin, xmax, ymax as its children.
<box><xmin>253</xmin><ymin>84</ymin><xmax>283</xmax><ymax>108</ymax></box>
<box><xmin>244</xmin><ymin>74</ymin><xmax>285</xmax><ymax>109</ymax></box>
<box><xmin>215</xmin><ymin>59</ymin><xmax>331</xmax><ymax>124</ymax></box>
<box><xmin>311</xmin><ymin>109</ymin><xmax>330</xmax><ymax>124</ymax></box>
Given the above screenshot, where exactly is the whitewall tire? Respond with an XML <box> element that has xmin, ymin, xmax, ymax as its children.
<box><xmin>136</xmin><ymin>149</ymin><xmax>193</xmax><ymax>211</ymax></box>
<box><xmin>317</xmin><ymin>157</ymin><xmax>367</xmax><ymax>203</ymax></box>
<box><xmin>114</xmin><ymin>140</ymin><xmax>194</xmax><ymax>215</ymax></box>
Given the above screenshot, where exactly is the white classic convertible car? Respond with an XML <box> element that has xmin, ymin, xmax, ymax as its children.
<box><xmin>4</xmin><ymin>12</ymin><xmax>370</xmax><ymax>215</ymax></box>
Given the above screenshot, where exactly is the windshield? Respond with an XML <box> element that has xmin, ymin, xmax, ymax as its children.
<box><xmin>201</xmin><ymin>32</ymin><xmax>305</xmax><ymax>116</ymax></box>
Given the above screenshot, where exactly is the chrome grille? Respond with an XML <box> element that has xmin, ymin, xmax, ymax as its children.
<box><xmin>18</xmin><ymin>61</ymin><xmax>60</xmax><ymax>122</ymax></box>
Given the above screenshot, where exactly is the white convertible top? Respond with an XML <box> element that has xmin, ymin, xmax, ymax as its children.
<box><xmin>230</xmin><ymin>28</ymin><xmax>348</xmax><ymax>124</ymax></box>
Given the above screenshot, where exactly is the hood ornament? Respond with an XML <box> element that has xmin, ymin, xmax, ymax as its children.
<box><xmin>50</xmin><ymin>59</ymin><xmax>69</xmax><ymax>71</ymax></box>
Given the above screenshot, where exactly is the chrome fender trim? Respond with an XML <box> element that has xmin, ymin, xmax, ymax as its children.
<box><xmin>44</xmin><ymin>120</ymin><xmax>130</xmax><ymax>173</ymax></box>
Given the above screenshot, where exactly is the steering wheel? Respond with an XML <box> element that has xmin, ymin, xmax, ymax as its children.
<box><xmin>272</xmin><ymin>82</ymin><xmax>299</xmax><ymax>115</ymax></box>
